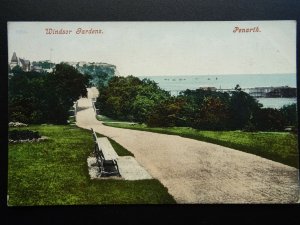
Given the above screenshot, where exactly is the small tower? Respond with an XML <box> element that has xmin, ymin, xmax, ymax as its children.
<box><xmin>10</xmin><ymin>52</ymin><xmax>19</xmax><ymax>69</ymax></box>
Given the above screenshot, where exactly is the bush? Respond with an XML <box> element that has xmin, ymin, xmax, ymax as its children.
<box><xmin>147</xmin><ymin>97</ymin><xmax>192</xmax><ymax>127</ymax></box>
<box><xmin>192</xmin><ymin>96</ymin><xmax>230</xmax><ymax>130</ymax></box>
<box><xmin>252</xmin><ymin>108</ymin><xmax>285</xmax><ymax>131</ymax></box>
<box><xmin>8</xmin><ymin>63</ymin><xmax>89</xmax><ymax>124</ymax></box>
<box><xmin>229</xmin><ymin>88</ymin><xmax>262</xmax><ymax>130</ymax></box>
<box><xmin>280</xmin><ymin>103</ymin><xmax>297</xmax><ymax>127</ymax></box>
<box><xmin>9</xmin><ymin>130</ymin><xmax>41</xmax><ymax>141</ymax></box>
<box><xmin>96</xmin><ymin>76</ymin><xmax>170</xmax><ymax>122</ymax></box>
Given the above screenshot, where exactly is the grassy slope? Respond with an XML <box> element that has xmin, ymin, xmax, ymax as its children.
<box><xmin>8</xmin><ymin>125</ymin><xmax>175</xmax><ymax>205</ymax></box>
<box><xmin>95</xmin><ymin>131</ymin><xmax>134</xmax><ymax>157</ymax></box>
<box><xmin>103</xmin><ymin>123</ymin><xmax>299</xmax><ymax>168</ymax></box>
<box><xmin>96</xmin><ymin>115</ymin><xmax>126</xmax><ymax>123</ymax></box>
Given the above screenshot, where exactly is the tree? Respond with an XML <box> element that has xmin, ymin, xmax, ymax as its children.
<box><xmin>45</xmin><ymin>63</ymin><xmax>89</xmax><ymax>123</ymax></box>
<box><xmin>252</xmin><ymin>108</ymin><xmax>285</xmax><ymax>131</ymax></box>
<box><xmin>8</xmin><ymin>63</ymin><xmax>90</xmax><ymax>124</ymax></box>
<box><xmin>147</xmin><ymin>97</ymin><xmax>191</xmax><ymax>127</ymax></box>
<box><xmin>193</xmin><ymin>96</ymin><xmax>230</xmax><ymax>130</ymax></box>
<box><xmin>10</xmin><ymin>65</ymin><xmax>23</xmax><ymax>75</ymax></box>
<box><xmin>8</xmin><ymin>71</ymin><xmax>47</xmax><ymax>123</ymax></box>
<box><xmin>180</xmin><ymin>88</ymin><xmax>231</xmax><ymax>129</ymax></box>
<box><xmin>280</xmin><ymin>103</ymin><xmax>297</xmax><ymax>127</ymax></box>
<box><xmin>94</xmin><ymin>71</ymin><xmax>111</xmax><ymax>88</ymax></box>
<box><xmin>95</xmin><ymin>76</ymin><xmax>170</xmax><ymax>122</ymax></box>
<box><xmin>229</xmin><ymin>86</ymin><xmax>262</xmax><ymax>130</ymax></box>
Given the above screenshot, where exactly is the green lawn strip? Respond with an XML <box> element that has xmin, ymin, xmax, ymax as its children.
<box><xmin>94</xmin><ymin>131</ymin><xmax>134</xmax><ymax>157</ymax></box>
<box><xmin>96</xmin><ymin>115</ymin><xmax>127</xmax><ymax>123</ymax></box>
<box><xmin>8</xmin><ymin>125</ymin><xmax>175</xmax><ymax>205</ymax></box>
<box><xmin>103</xmin><ymin>123</ymin><xmax>299</xmax><ymax>168</ymax></box>
<box><xmin>94</xmin><ymin>115</ymin><xmax>134</xmax><ymax>156</ymax></box>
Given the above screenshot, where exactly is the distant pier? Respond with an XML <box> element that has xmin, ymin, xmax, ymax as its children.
<box><xmin>168</xmin><ymin>86</ymin><xmax>297</xmax><ymax>98</ymax></box>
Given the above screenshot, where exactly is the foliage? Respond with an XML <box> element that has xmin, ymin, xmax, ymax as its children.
<box><xmin>10</xmin><ymin>65</ymin><xmax>23</xmax><ymax>75</ymax></box>
<box><xmin>193</xmin><ymin>96</ymin><xmax>230</xmax><ymax>130</ymax></box>
<box><xmin>229</xmin><ymin>86</ymin><xmax>262</xmax><ymax>130</ymax></box>
<box><xmin>96</xmin><ymin>76</ymin><xmax>170</xmax><ymax>122</ymax></box>
<box><xmin>32</xmin><ymin>61</ymin><xmax>55</xmax><ymax>69</ymax></box>
<box><xmin>45</xmin><ymin>63</ymin><xmax>89</xmax><ymax>123</ymax></box>
<box><xmin>280</xmin><ymin>103</ymin><xmax>297</xmax><ymax>127</ymax></box>
<box><xmin>252</xmin><ymin>108</ymin><xmax>285</xmax><ymax>131</ymax></box>
<box><xmin>77</xmin><ymin>63</ymin><xmax>116</xmax><ymax>87</ymax></box>
<box><xmin>8</xmin><ymin>63</ymin><xmax>90</xmax><ymax>124</ymax></box>
<box><xmin>9</xmin><ymin>130</ymin><xmax>41</xmax><ymax>140</ymax></box>
<box><xmin>147</xmin><ymin>97</ymin><xmax>193</xmax><ymax>127</ymax></box>
<box><xmin>8</xmin><ymin>125</ymin><xmax>175</xmax><ymax>205</ymax></box>
<box><xmin>94</xmin><ymin>71</ymin><xmax>111</xmax><ymax>88</ymax></box>
<box><xmin>97</xmin><ymin>77</ymin><xmax>296</xmax><ymax>132</ymax></box>
<box><xmin>8</xmin><ymin>71</ymin><xmax>48</xmax><ymax>123</ymax></box>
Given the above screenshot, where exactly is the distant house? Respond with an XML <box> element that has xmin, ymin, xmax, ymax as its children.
<box><xmin>31</xmin><ymin>66</ymin><xmax>43</xmax><ymax>73</ymax></box>
<box><xmin>31</xmin><ymin>60</ymin><xmax>55</xmax><ymax>72</ymax></box>
<box><xmin>9</xmin><ymin>52</ymin><xmax>31</xmax><ymax>71</ymax></box>
<box><xmin>19</xmin><ymin>58</ymin><xmax>31</xmax><ymax>71</ymax></box>
<box><xmin>199</xmin><ymin>86</ymin><xmax>217</xmax><ymax>91</ymax></box>
<box><xmin>10</xmin><ymin>52</ymin><xmax>19</xmax><ymax>69</ymax></box>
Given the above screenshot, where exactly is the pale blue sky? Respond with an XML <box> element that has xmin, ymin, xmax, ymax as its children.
<box><xmin>8</xmin><ymin>21</ymin><xmax>296</xmax><ymax>76</ymax></box>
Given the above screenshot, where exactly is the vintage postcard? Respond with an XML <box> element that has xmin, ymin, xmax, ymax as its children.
<box><xmin>7</xmin><ymin>21</ymin><xmax>299</xmax><ymax>205</ymax></box>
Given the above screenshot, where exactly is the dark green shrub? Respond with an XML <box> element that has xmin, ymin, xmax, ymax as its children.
<box><xmin>9</xmin><ymin>130</ymin><xmax>41</xmax><ymax>140</ymax></box>
<box><xmin>252</xmin><ymin>108</ymin><xmax>285</xmax><ymax>131</ymax></box>
<box><xmin>280</xmin><ymin>103</ymin><xmax>297</xmax><ymax>127</ymax></box>
<box><xmin>8</xmin><ymin>63</ymin><xmax>89</xmax><ymax>124</ymax></box>
<box><xmin>147</xmin><ymin>97</ymin><xmax>192</xmax><ymax>127</ymax></box>
<box><xmin>192</xmin><ymin>96</ymin><xmax>230</xmax><ymax>130</ymax></box>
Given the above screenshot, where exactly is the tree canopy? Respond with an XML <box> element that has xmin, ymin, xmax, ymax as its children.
<box><xmin>9</xmin><ymin>63</ymin><xmax>90</xmax><ymax>124</ymax></box>
<box><xmin>96</xmin><ymin>76</ymin><xmax>296</xmax><ymax>132</ymax></box>
<box><xmin>95</xmin><ymin>76</ymin><xmax>170</xmax><ymax>122</ymax></box>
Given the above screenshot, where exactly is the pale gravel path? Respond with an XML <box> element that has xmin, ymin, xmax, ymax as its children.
<box><xmin>76</xmin><ymin>92</ymin><xmax>299</xmax><ymax>203</ymax></box>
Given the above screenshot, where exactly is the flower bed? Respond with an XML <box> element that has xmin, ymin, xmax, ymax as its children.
<box><xmin>9</xmin><ymin>122</ymin><xmax>28</xmax><ymax>127</ymax></box>
<box><xmin>9</xmin><ymin>130</ymin><xmax>41</xmax><ymax>141</ymax></box>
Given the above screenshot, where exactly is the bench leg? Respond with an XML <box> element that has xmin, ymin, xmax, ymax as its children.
<box><xmin>114</xmin><ymin>160</ymin><xmax>121</xmax><ymax>177</ymax></box>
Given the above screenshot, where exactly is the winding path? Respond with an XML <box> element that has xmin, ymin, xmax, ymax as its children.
<box><xmin>76</xmin><ymin>88</ymin><xmax>299</xmax><ymax>203</ymax></box>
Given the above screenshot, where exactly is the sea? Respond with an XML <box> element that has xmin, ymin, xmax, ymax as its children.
<box><xmin>138</xmin><ymin>74</ymin><xmax>298</xmax><ymax>109</ymax></box>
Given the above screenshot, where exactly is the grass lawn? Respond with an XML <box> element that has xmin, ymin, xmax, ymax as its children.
<box><xmin>96</xmin><ymin>115</ymin><xmax>128</xmax><ymax>123</ymax></box>
<box><xmin>103</xmin><ymin>123</ymin><xmax>299</xmax><ymax>168</ymax></box>
<box><xmin>8</xmin><ymin>125</ymin><xmax>175</xmax><ymax>205</ymax></box>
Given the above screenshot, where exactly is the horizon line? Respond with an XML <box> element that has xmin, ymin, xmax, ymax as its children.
<box><xmin>135</xmin><ymin>73</ymin><xmax>296</xmax><ymax>77</ymax></box>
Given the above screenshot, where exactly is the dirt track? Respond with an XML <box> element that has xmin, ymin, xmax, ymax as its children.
<box><xmin>76</xmin><ymin>90</ymin><xmax>299</xmax><ymax>203</ymax></box>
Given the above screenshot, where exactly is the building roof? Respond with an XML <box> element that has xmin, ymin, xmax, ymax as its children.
<box><xmin>11</xmin><ymin>52</ymin><xmax>18</xmax><ymax>63</ymax></box>
<box><xmin>19</xmin><ymin>58</ymin><xmax>30</xmax><ymax>66</ymax></box>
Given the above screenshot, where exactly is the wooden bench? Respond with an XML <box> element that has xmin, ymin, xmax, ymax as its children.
<box><xmin>91</xmin><ymin>128</ymin><xmax>120</xmax><ymax>177</ymax></box>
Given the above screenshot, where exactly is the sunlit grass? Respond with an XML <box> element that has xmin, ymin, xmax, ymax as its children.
<box><xmin>8</xmin><ymin>125</ymin><xmax>175</xmax><ymax>205</ymax></box>
<box><xmin>96</xmin><ymin>115</ymin><xmax>125</xmax><ymax>123</ymax></box>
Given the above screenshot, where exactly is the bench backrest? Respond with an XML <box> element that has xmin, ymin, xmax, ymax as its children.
<box><xmin>91</xmin><ymin>128</ymin><xmax>105</xmax><ymax>162</ymax></box>
<box><xmin>91</xmin><ymin>128</ymin><xmax>97</xmax><ymax>142</ymax></box>
<box><xmin>90</xmin><ymin>128</ymin><xmax>120</xmax><ymax>176</ymax></box>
